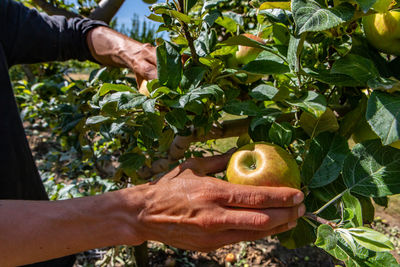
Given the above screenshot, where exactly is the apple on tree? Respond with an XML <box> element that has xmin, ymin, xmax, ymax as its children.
<box><xmin>226</xmin><ymin>142</ymin><xmax>301</xmax><ymax>189</ymax></box>
<box><xmin>362</xmin><ymin>0</ymin><xmax>400</xmax><ymax>55</ymax></box>
<box><xmin>227</xmin><ymin>33</ymin><xmax>266</xmax><ymax>84</ymax></box>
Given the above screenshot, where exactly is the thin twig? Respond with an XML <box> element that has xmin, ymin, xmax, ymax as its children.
<box><xmin>305</xmin><ymin>212</ymin><xmax>337</xmax><ymax>228</ymax></box>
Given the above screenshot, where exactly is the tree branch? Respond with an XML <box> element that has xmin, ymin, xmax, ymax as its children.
<box><xmin>137</xmin><ymin>118</ymin><xmax>250</xmax><ymax>179</ymax></box>
<box><xmin>305</xmin><ymin>212</ymin><xmax>337</xmax><ymax>228</ymax></box>
<box><xmin>31</xmin><ymin>0</ymin><xmax>81</xmax><ymax>18</ymax></box>
<box><xmin>89</xmin><ymin>0</ymin><xmax>125</xmax><ymax>24</ymax></box>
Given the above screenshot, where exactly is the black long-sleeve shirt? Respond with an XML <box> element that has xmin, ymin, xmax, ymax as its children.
<box><xmin>0</xmin><ymin>0</ymin><xmax>106</xmax><ymax>201</ymax></box>
<box><xmin>0</xmin><ymin>1</ymin><xmax>107</xmax><ymax>266</ymax></box>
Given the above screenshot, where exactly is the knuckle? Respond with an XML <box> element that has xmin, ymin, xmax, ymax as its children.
<box><xmin>252</xmin><ymin>214</ymin><xmax>270</xmax><ymax>227</ymax></box>
<box><xmin>246</xmin><ymin>192</ymin><xmax>266</xmax><ymax>206</ymax></box>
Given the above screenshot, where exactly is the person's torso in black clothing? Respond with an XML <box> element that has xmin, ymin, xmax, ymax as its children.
<box><xmin>0</xmin><ymin>0</ymin><xmax>107</xmax><ymax>266</ymax></box>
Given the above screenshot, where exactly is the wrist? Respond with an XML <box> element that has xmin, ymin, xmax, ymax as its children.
<box><xmin>114</xmin><ymin>185</ymin><xmax>149</xmax><ymax>245</ymax></box>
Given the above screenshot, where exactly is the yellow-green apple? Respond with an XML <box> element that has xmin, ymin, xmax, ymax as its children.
<box><xmin>363</xmin><ymin>9</ymin><xmax>400</xmax><ymax>55</ymax></box>
<box><xmin>227</xmin><ymin>33</ymin><xmax>266</xmax><ymax>84</ymax></box>
<box><xmin>352</xmin><ymin>118</ymin><xmax>400</xmax><ymax>148</ymax></box>
<box><xmin>227</xmin><ymin>33</ymin><xmax>265</xmax><ymax>67</ymax></box>
<box><xmin>226</xmin><ymin>142</ymin><xmax>301</xmax><ymax>189</ymax></box>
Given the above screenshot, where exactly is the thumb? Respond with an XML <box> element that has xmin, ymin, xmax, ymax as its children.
<box><xmin>182</xmin><ymin>148</ymin><xmax>236</xmax><ymax>176</ymax></box>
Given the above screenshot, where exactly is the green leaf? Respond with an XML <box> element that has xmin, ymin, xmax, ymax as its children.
<box><xmin>335</xmin><ymin>228</ymin><xmax>358</xmax><ymax>255</ymax></box>
<box><xmin>373</xmin><ymin>196</ymin><xmax>389</xmax><ymax>208</ymax></box>
<box><xmin>241</xmin><ymin>60</ymin><xmax>290</xmax><ymax>75</ymax></box>
<box><xmin>99</xmin><ymin>83</ymin><xmax>135</xmax><ymax>96</ymax></box>
<box><xmin>221</xmin><ymin>34</ymin><xmax>266</xmax><ymax>49</ymax></box>
<box><xmin>331</xmin><ymin>54</ymin><xmax>379</xmax><ymax>85</ymax></box>
<box><xmin>170</xmin><ymin>10</ymin><xmax>192</xmax><ymax>23</ymax></box>
<box><xmin>119</xmin><ymin>153</ymin><xmax>146</xmax><ymax>174</ymax></box>
<box><xmin>315</xmin><ymin>224</ymin><xmax>338</xmax><ymax>251</ymax></box>
<box><xmin>159</xmin><ymin>129</ymin><xmax>175</xmax><ymax>153</ymax></box>
<box><xmin>268</xmin><ymin>122</ymin><xmax>294</xmax><ymax>147</ymax></box>
<box><xmin>304</xmin><ymin>68</ymin><xmax>362</xmax><ymax>87</ymax></box>
<box><xmin>179</xmin><ymin>84</ymin><xmax>224</xmax><ymax>107</ymax></box>
<box><xmin>249</xmin><ymin>84</ymin><xmax>279</xmax><ymax>101</ymax></box>
<box><xmin>181</xmin><ymin>66</ymin><xmax>207</xmax><ymax>90</ymax></box>
<box><xmin>143</xmin><ymin>99</ymin><xmax>157</xmax><ymax>113</ymax></box>
<box><xmin>147</xmin><ymin>14</ymin><xmax>164</xmax><ymax>23</ymax></box>
<box><xmin>307</xmin><ymin>134</ymin><xmax>349</xmax><ymax>188</ymax></box>
<box><xmin>286</xmin><ymin>91</ymin><xmax>327</xmax><ymax>117</ymax></box>
<box><xmin>287</xmin><ymin>34</ymin><xmax>305</xmax><ymax>73</ymax></box>
<box><xmin>342</xmin><ymin>191</ymin><xmax>363</xmax><ymax>227</ymax></box>
<box><xmin>324</xmin><ymin>236</ymin><xmax>399</xmax><ymax>266</ymax></box>
<box><xmin>292</xmin><ymin>0</ymin><xmax>355</xmax><ymax>34</ymax></box>
<box><xmin>342</xmin><ymin>139</ymin><xmax>400</xmax><ymax>197</ymax></box>
<box><xmin>157</xmin><ymin>41</ymin><xmax>182</xmax><ymax>90</ymax></box>
<box><xmin>356</xmin><ymin>0</ymin><xmax>376</xmax><ymax>13</ymax></box>
<box><xmin>141</xmin><ymin>113</ymin><xmax>164</xmax><ymax>139</ymax></box>
<box><xmin>366</xmin><ymin>91</ymin><xmax>400</xmax><ymax>145</ymax></box>
<box><xmin>165</xmin><ymin>109</ymin><xmax>188</xmax><ymax>131</ymax></box>
<box><xmin>118</xmin><ymin>93</ymin><xmax>147</xmax><ymax>110</ymax></box>
<box><xmin>194</xmin><ymin>28</ymin><xmax>217</xmax><ymax>57</ymax></box>
<box><xmin>299</xmin><ymin>108</ymin><xmax>339</xmax><ymax>137</ymax></box>
<box><xmin>278</xmin><ymin>218</ymin><xmax>316</xmax><ymax>249</ymax></box>
<box><xmin>301</xmin><ymin>133</ymin><xmax>348</xmax><ymax>186</ymax></box>
<box><xmin>204</xmin><ymin>10</ymin><xmax>221</xmax><ymax>26</ymax></box>
<box><xmin>339</xmin><ymin>96</ymin><xmax>368</xmax><ymax>139</ymax></box>
<box><xmin>349</xmin><ymin>227</ymin><xmax>394</xmax><ymax>252</ymax></box>
<box><xmin>215</xmin><ymin>14</ymin><xmax>240</xmax><ymax>33</ymax></box>
<box><xmin>223</xmin><ymin>100</ymin><xmax>261</xmax><ymax>116</ymax></box>
<box><xmin>86</xmin><ymin>115</ymin><xmax>110</xmax><ymax>125</ymax></box>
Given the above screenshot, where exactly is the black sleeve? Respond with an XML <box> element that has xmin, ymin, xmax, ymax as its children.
<box><xmin>0</xmin><ymin>0</ymin><xmax>109</xmax><ymax>66</ymax></box>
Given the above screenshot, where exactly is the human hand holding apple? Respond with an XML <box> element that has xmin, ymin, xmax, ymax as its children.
<box><xmin>134</xmin><ymin>151</ymin><xmax>304</xmax><ymax>252</ymax></box>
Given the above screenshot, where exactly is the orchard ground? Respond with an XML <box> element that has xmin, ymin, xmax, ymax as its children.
<box><xmin>24</xmin><ymin>117</ymin><xmax>400</xmax><ymax>266</ymax></box>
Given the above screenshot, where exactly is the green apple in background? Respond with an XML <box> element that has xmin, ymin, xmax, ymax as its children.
<box><xmin>228</xmin><ymin>33</ymin><xmax>265</xmax><ymax>67</ymax></box>
<box><xmin>363</xmin><ymin>1</ymin><xmax>400</xmax><ymax>56</ymax></box>
<box><xmin>227</xmin><ymin>33</ymin><xmax>266</xmax><ymax>84</ymax></box>
<box><xmin>352</xmin><ymin>118</ymin><xmax>400</xmax><ymax>149</ymax></box>
<box><xmin>226</xmin><ymin>142</ymin><xmax>301</xmax><ymax>189</ymax></box>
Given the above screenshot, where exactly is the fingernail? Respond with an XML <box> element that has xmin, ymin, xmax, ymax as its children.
<box><xmin>298</xmin><ymin>204</ymin><xmax>306</xmax><ymax>217</ymax></box>
<box><xmin>288</xmin><ymin>221</ymin><xmax>297</xmax><ymax>228</ymax></box>
<box><xmin>293</xmin><ymin>192</ymin><xmax>304</xmax><ymax>205</ymax></box>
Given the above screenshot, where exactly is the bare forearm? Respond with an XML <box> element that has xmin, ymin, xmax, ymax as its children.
<box><xmin>0</xmin><ymin>187</ymin><xmax>145</xmax><ymax>266</ymax></box>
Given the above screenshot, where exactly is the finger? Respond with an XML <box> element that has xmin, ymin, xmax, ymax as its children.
<box><xmin>199</xmin><ymin>222</ymin><xmax>298</xmax><ymax>252</ymax></box>
<box><xmin>213</xmin><ymin>182</ymin><xmax>304</xmax><ymax>208</ymax></box>
<box><xmin>143</xmin><ymin>43</ymin><xmax>157</xmax><ymax>66</ymax></box>
<box><xmin>181</xmin><ymin>150</ymin><xmax>236</xmax><ymax>176</ymax></box>
<box><xmin>137</xmin><ymin>61</ymin><xmax>157</xmax><ymax>81</ymax></box>
<box><xmin>212</xmin><ymin>204</ymin><xmax>305</xmax><ymax>231</ymax></box>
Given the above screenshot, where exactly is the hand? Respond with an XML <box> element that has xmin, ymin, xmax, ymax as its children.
<box><xmin>132</xmin><ymin>153</ymin><xmax>305</xmax><ymax>252</ymax></box>
<box><xmin>86</xmin><ymin>26</ymin><xmax>157</xmax><ymax>85</ymax></box>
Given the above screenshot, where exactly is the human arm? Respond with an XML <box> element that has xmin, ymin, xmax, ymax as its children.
<box><xmin>86</xmin><ymin>26</ymin><xmax>157</xmax><ymax>87</ymax></box>
<box><xmin>0</xmin><ymin>153</ymin><xmax>304</xmax><ymax>266</ymax></box>
<box><xmin>0</xmin><ymin>0</ymin><xmax>107</xmax><ymax>66</ymax></box>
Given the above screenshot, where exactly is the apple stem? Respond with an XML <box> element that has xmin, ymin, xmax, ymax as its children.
<box><xmin>305</xmin><ymin>212</ymin><xmax>337</xmax><ymax>228</ymax></box>
<box><xmin>313</xmin><ymin>190</ymin><xmax>348</xmax><ymax>215</ymax></box>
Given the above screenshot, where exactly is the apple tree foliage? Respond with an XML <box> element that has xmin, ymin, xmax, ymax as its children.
<box><xmin>12</xmin><ymin>0</ymin><xmax>400</xmax><ymax>265</ymax></box>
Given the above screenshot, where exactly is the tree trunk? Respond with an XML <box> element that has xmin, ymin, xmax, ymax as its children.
<box><xmin>134</xmin><ymin>242</ymin><xmax>149</xmax><ymax>267</ymax></box>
